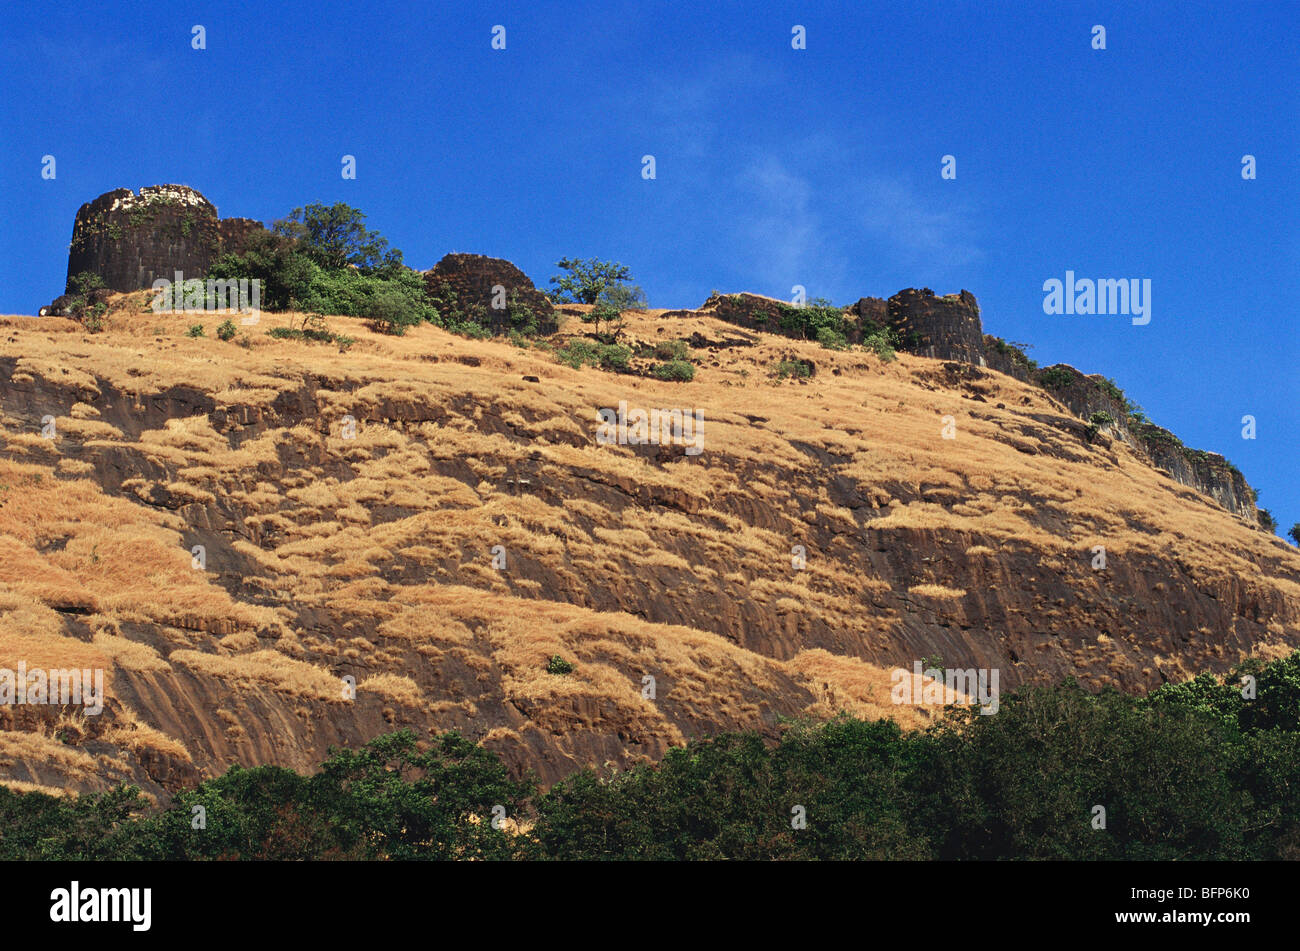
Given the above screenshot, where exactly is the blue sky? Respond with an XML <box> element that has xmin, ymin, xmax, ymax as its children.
<box><xmin>1</xmin><ymin>0</ymin><xmax>1296</xmax><ymax>535</ymax></box>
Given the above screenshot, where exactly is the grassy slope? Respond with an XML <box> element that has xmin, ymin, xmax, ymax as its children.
<box><xmin>0</xmin><ymin>292</ymin><xmax>1296</xmax><ymax>795</ymax></box>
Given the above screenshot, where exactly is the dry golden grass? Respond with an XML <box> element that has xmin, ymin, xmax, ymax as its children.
<box><xmin>0</xmin><ymin>291</ymin><xmax>1295</xmax><ymax>795</ymax></box>
<box><xmin>168</xmin><ymin>649</ymin><xmax>343</xmax><ymax>702</ymax></box>
<box><xmin>908</xmin><ymin>584</ymin><xmax>968</xmax><ymax>599</ymax></box>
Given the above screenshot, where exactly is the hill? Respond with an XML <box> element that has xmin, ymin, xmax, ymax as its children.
<box><xmin>1</xmin><ymin>289</ymin><xmax>1297</xmax><ymax>798</ymax></box>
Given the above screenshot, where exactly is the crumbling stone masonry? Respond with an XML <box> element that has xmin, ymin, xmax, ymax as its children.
<box><xmin>64</xmin><ymin>185</ymin><xmax>264</xmax><ymax>294</ymax></box>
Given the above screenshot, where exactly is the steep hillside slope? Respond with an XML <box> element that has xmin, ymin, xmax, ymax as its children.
<box><xmin>1</xmin><ymin>294</ymin><xmax>1297</xmax><ymax>797</ymax></box>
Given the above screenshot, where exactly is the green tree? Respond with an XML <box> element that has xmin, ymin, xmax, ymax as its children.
<box><xmin>208</xmin><ymin>230</ymin><xmax>316</xmax><ymax>311</ymax></box>
<box><xmin>274</xmin><ymin>202</ymin><xmax>402</xmax><ymax>273</ymax></box>
<box><xmin>549</xmin><ymin>258</ymin><xmax>633</xmax><ymax>305</ymax></box>
<box><xmin>581</xmin><ymin>300</ymin><xmax>623</xmax><ymax>340</ymax></box>
<box><xmin>1288</xmin><ymin>523</ymin><xmax>1300</xmax><ymax>546</ymax></box>
<box><xmin>598</xmin><ymin>282</ymin><xmax>648</xmax><ymax>311</ymax></box>
<box><xmin>309</xmin><ymin>729</ymin><xmax>535</xmax><ymax>860</ymax></box>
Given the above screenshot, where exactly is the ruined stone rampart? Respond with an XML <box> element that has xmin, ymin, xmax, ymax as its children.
<box><xmin>64</xmin><ymin>185</ymin><xmax>264</xmax><ymax>294</ymax></box>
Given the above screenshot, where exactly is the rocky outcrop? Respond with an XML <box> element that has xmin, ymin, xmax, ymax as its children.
<box><xmin>1034</xmin><ymin>364</ymin><xmax>1258</xmax><ymax>524</ymax></box>
<box><xmin>850</xmin><ymin>296</ymin><xmax>889</xmax><ymax>334</ymax></box>
<box><xmin>63</xmin><ymin>185</ymin><xmax>264</xmax><ymax>294</ymax></box>
<box><xmin>886</xmin><ymin>288</ymin><xmax>987</xmax><ymax>365</ymax></box>
<box><xmin>424</xmin><ymin>253</ymin><xmax>556</xmax><ymax>334</ymax></box>
<box><xmin>700</xmin><ymin>292</ymin><xmax>795</xmax><ymax>335</ymax></box>
<box><xmin>1130</xmin><ymin>424</ymin><xmax>1258</xmax><ymax>522</ymax></box>
<box><xmin>701</xmin><ymin>292</ymin><xmax>890</xmax><ymax>345</ymax></box>
<box><xmin>1035</xmin><ymin>365</ymin><xmax>1129</xmax><ymax>429</ymax></box>
<box><xmin>982</xmin><ymin>335</ymin><xmax>1035</xmax><ymax>383</ymax></box>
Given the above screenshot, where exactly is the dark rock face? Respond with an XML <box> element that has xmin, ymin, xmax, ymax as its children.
<box><xmin>1131</xmin><ymin>425</ymin><xmax>1258</xmax><ymax>523</ymax></box>
<box><xmin>701</xmin><ymin>292</ymin><xmax>794</xmax><ymax>335</ymax></box>
<box><xmin>887</xmin><ymin>288</ymin><xmax>987</xmax><ymax>365</ymax></box>
<box><xmin>1034</xmin><ymin>364</ymin><xmax>1258</xmax><ymax>524</ymax></box>
<box><xmin>982</xmin><ymin>335</ymin><xmax>1036</xmax><ymax>383</ymax></box>
<box><xmin>424</xmin><ymin>253</ymin><xmax>556</xmax><ymax>334</ymax></box>
<box><xmin>1036</xmin><ymin>364</ymin><xmax>1129</xmax><ymax>427</ymax></box>
<box><xmin>40</xmin><ymin>287</ymin><xmax>113</xmax><ymax>318</ymax></box>
<box><xmin>64</xmin><ymin>185</ymin><xmax>264</xmax><ymax>294</ymax></box>
<box><xmin>850</xmin><ymin>296</ymin><xmax>888</xmax><ymax>333</ymax></box>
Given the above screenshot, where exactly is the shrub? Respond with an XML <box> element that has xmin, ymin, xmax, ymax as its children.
<box><xmin>652</xmin><ymin>360</ymin><xmax>695</xmax><ymax>381</ymax></box>
<box><xmin>83</xmin><ymin>303</ymin><xmax>107</xmax><ymax>334</ymax></box>
<box><xmin>547</xmin><ymin>655</ymin><xmax>574</xmax><ymax>675</ymax></box>
<box><xmin>582</xmin><ymin>300</ymin><xmax>624</xmax><ymax>340</ymax></box>
<box><xmin>862</xmin><ymin>331</ymin><xmax>896</xmax><ymax>362</ymax></box>
<box><xmin>817</xmin><ymin>326</ymin><xmax>849</xmax><ymax>350</ymax></box>
<box><xmin>64</xmin><ymin>272</ymin><xmax>107</xmax><ymax>328</ymax></box>
<box><xmin>598</xmin><ymin>343</ymin><xmax>632</xmax><ymax>371</ymax></box>
<box><xmin>187</xmin><ymin>324</ymin><xmax>205</xmax><ymax>338</ymax></box>
<box><xmin>985</xmin><ymin>335</ymin><xmax>1038</xmax><ymax>371</ymax></box>
<box><xmin>267</xmin><ymin>314</ymin><xmax>342</xmax><ymax>345</ymax></box>
<box><xmin>67</xmin><ymin>270</ymin><xmax>104</xmax><ymax>301</ymax></box>
<box><xmin>1037</xmin><ymin>366</ymin><xmax>1075</xmax><ymax>390</ymax></box>
<box><xmin>1097</xmin><ymin>377</ymin><xmax>1126</xmax><ymax>404</ymax></box>
<box><xmin>774</xmin><ymin>359</ymin><xmax>812</xmax><ymax>380</ymax></box>
<box><xmin>1288</xmin><ymin>524</ymin><xmax>1300</xmax><ymax>546</ymax></box>
<box><xmin>653</xmin><ymin>339</ymin><xmax>692</xmax><ymax>362</ymax></box>
<box><xmin>555</xmin><ymin>340</ymin><xmax>630</xmax><ymax>372</ymax></box>
<box><xmin>1089</xmin><ymin>410</ymin><xmax>1115</xmax><ymax>427</ymax></box>
<box><xmin>775</xmin><ymin>299</ymin><xmax>846</xmax><ymax>340</ymax></box>
<box><xmin>216</xmin><ymin>319</ymin><xmax>237</xmax><ymax>341</ymax></box>
<box><xmin>1258</xmin><ymin>509</ymin><xmax>1278</xmax><ymax>533</ymax></box>
<box><xmin>368</xmin><ymin>283</ymin><xmax>424</xmax><ymax>336</ymax></box>
<box><xmin>207</xmin><ymin>230</ymin><xmax>315</xmax><ymax>312</ymax></box>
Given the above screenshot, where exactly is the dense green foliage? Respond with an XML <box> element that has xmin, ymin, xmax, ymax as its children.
<box><xmin>774</xmin><ymin>298</ymin><xmax>847</xmax><ymax>341</ymax></box>
<box><xmin>816</xmin><ymin>326</ymin><xmax>849</xmax><ymax>350</ymax></box>
<box><xmin>548</xmin><ymin>258</ymin><xmax>633</xmax><ymax>305</ymax></box>
<box><xmin>207</xmin><ymin>203</ymin><xmax>545</xmax><ymax>339</ymax></box>
<box><xmin>1036</xmin><ymin>366</ymin><xmax>1075</xmax><ymax>390</ymax></box>
<box><xmin>546</xmin><ymin>655</ymin><xmax>575</xmax><ymax>675</ymax></box>
<box><xmin>653</xmin><ymin>339</ymin><xmax>692</xmax><ymax>362</ymax></box>
<box><xmin>554</xmin><ymin>339</ymin><xmax>631</xmax><ymax>371</ymax></box>
<box><xmin>651</xmin><ymin>359</ymin><xmax>695</xmax><ymax>381</ymax></box>
<box><xmin>773</xmin><ymin>358</ymin><xmax>813</xmax><ymax>380</ymax></box>
<box><xmin>63</xmin><ymin>271</ymin><xmax>108</xmax><ymax>331</ymax></box>
<box><xmin>861</xmin><ymin>330</ymin><xmax>897</xmax><ymax>362</ymax></box>
<box><xmin>9</xmin><ymin>653</ymin><xmax>1297</xmax><ymax>861</ymax></box>
<box><xmin>274</xmin><ymin>202</ymin><xmax>402</xmax><ymax>273</ymax></box>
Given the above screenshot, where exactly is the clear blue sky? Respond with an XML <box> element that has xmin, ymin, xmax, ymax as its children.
<box><xmin>1</xmin><ymin>0</ymin><xmax>1296</xmax><ymax>535</ymax></box>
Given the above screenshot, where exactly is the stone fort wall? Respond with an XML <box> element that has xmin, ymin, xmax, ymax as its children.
<box><xmin>65</xmin><ymin>185</ymin><xmax>264</xmax><ymax>294</ymax></box>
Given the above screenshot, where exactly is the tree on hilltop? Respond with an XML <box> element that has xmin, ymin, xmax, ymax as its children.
<box><xmin>274</xmin><ymin>202</ymin><xmax>402</xmax><ymax>274</ymax></box>
<box><xmin>548</xmin><ymin>258</ymin><xmax>633</xmax><ymax>305</ymax></box>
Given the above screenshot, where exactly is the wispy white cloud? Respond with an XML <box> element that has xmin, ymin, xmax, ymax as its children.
<box><xmin>729</xmin><ymin>155</ymin><xmax>826</xmax><ymax>294</ymax></box>
<box><xmin>854</xmin><ymin>174</ymin><xmax>983</xmax><ymax>267</ymax></box>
